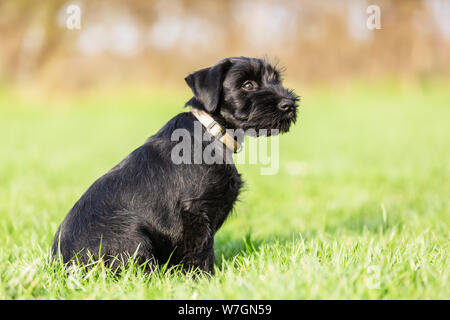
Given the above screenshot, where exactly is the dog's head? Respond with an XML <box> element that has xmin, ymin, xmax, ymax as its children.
<box><xmin>185</xmin><ymin>57</ymin><xmax>299</xmax><ymax>135</ymax></box>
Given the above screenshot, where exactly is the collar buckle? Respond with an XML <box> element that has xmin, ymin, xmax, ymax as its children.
<box><xmin>207</xmin><ymin>121</ymin><xmax>225</xmax><ymax>138</ymax></box>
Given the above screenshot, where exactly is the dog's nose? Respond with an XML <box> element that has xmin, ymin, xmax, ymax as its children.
<box><xmin>278</xmin><ymin>99</ymin><xmax>295</xmax><ymax>112</ymax></box>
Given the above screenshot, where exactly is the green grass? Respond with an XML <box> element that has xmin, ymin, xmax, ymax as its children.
<box><xmin>0</xmin><ymin>81</ymin><xmax>449</xmax><ymax>299</ymax></box>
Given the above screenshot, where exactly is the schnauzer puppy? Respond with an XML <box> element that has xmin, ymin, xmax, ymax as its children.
<box><xmin>51</xmin><ymin>57</ymin><xmax>298</xmax><ymax>273</ymax></box>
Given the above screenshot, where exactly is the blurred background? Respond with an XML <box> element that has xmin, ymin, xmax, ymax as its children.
<box><xmin>1</xmin><ymin>0</ymin><xmax>449</xmax><ymax>92</ymax></box>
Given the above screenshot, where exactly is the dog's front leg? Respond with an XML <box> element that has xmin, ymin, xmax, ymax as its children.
<box><xmin>180</xmin><ymin>204</ymin><xmax>215</xmax><ymax>274</ymax></box>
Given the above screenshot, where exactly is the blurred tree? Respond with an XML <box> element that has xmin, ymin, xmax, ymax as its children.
<box><xmin>0</xmin><ymin>0</ymin><xmax>448</xmax><ymax>90</ymax></box>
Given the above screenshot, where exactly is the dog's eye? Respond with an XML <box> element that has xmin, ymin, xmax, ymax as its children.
<box><xmin>242</xmin><ymin>80</ymin><xmax>256</xmax><ymax>91</ymax></box>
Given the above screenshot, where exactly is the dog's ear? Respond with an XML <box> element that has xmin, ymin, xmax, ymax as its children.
<box><xmin>185</xmin><ymin>59</ymin><xmax>231</xmax><ymax>112</ymax></box>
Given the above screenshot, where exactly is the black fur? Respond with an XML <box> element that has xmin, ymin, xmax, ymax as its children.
<box><xmin>51</xmin><ymin>57</ymin><xmax>298</xmax><ymax>273</ymax></box>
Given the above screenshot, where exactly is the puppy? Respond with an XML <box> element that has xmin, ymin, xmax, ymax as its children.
<box><xmin>51</xmin><ymin>57</ymin><xmax>298</xmax><ymax>273</ymax></box>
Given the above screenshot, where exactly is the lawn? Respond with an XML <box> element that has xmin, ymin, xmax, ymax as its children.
<box><xmin>0</xmin><ymin>80</ymin><xmax>449</xmax><ymax>299</ymax></box>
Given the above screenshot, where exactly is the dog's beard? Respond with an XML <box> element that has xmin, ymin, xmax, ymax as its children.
<box><xmin>240</xmin><ymin>104</ymin><xmax>297</xmax><ymax>136</ymax></box>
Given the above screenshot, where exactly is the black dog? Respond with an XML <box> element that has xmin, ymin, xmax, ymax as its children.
<box><xmin>51</xmin><ymin>57</ymin><xmax>298</xmax><ymax>273</ymax></box>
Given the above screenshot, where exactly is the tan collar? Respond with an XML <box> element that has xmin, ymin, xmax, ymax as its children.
<box><xmin>191</xmin><ymin>107</ymin><xmax>241</xmax><ymax>153</ymax></box>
